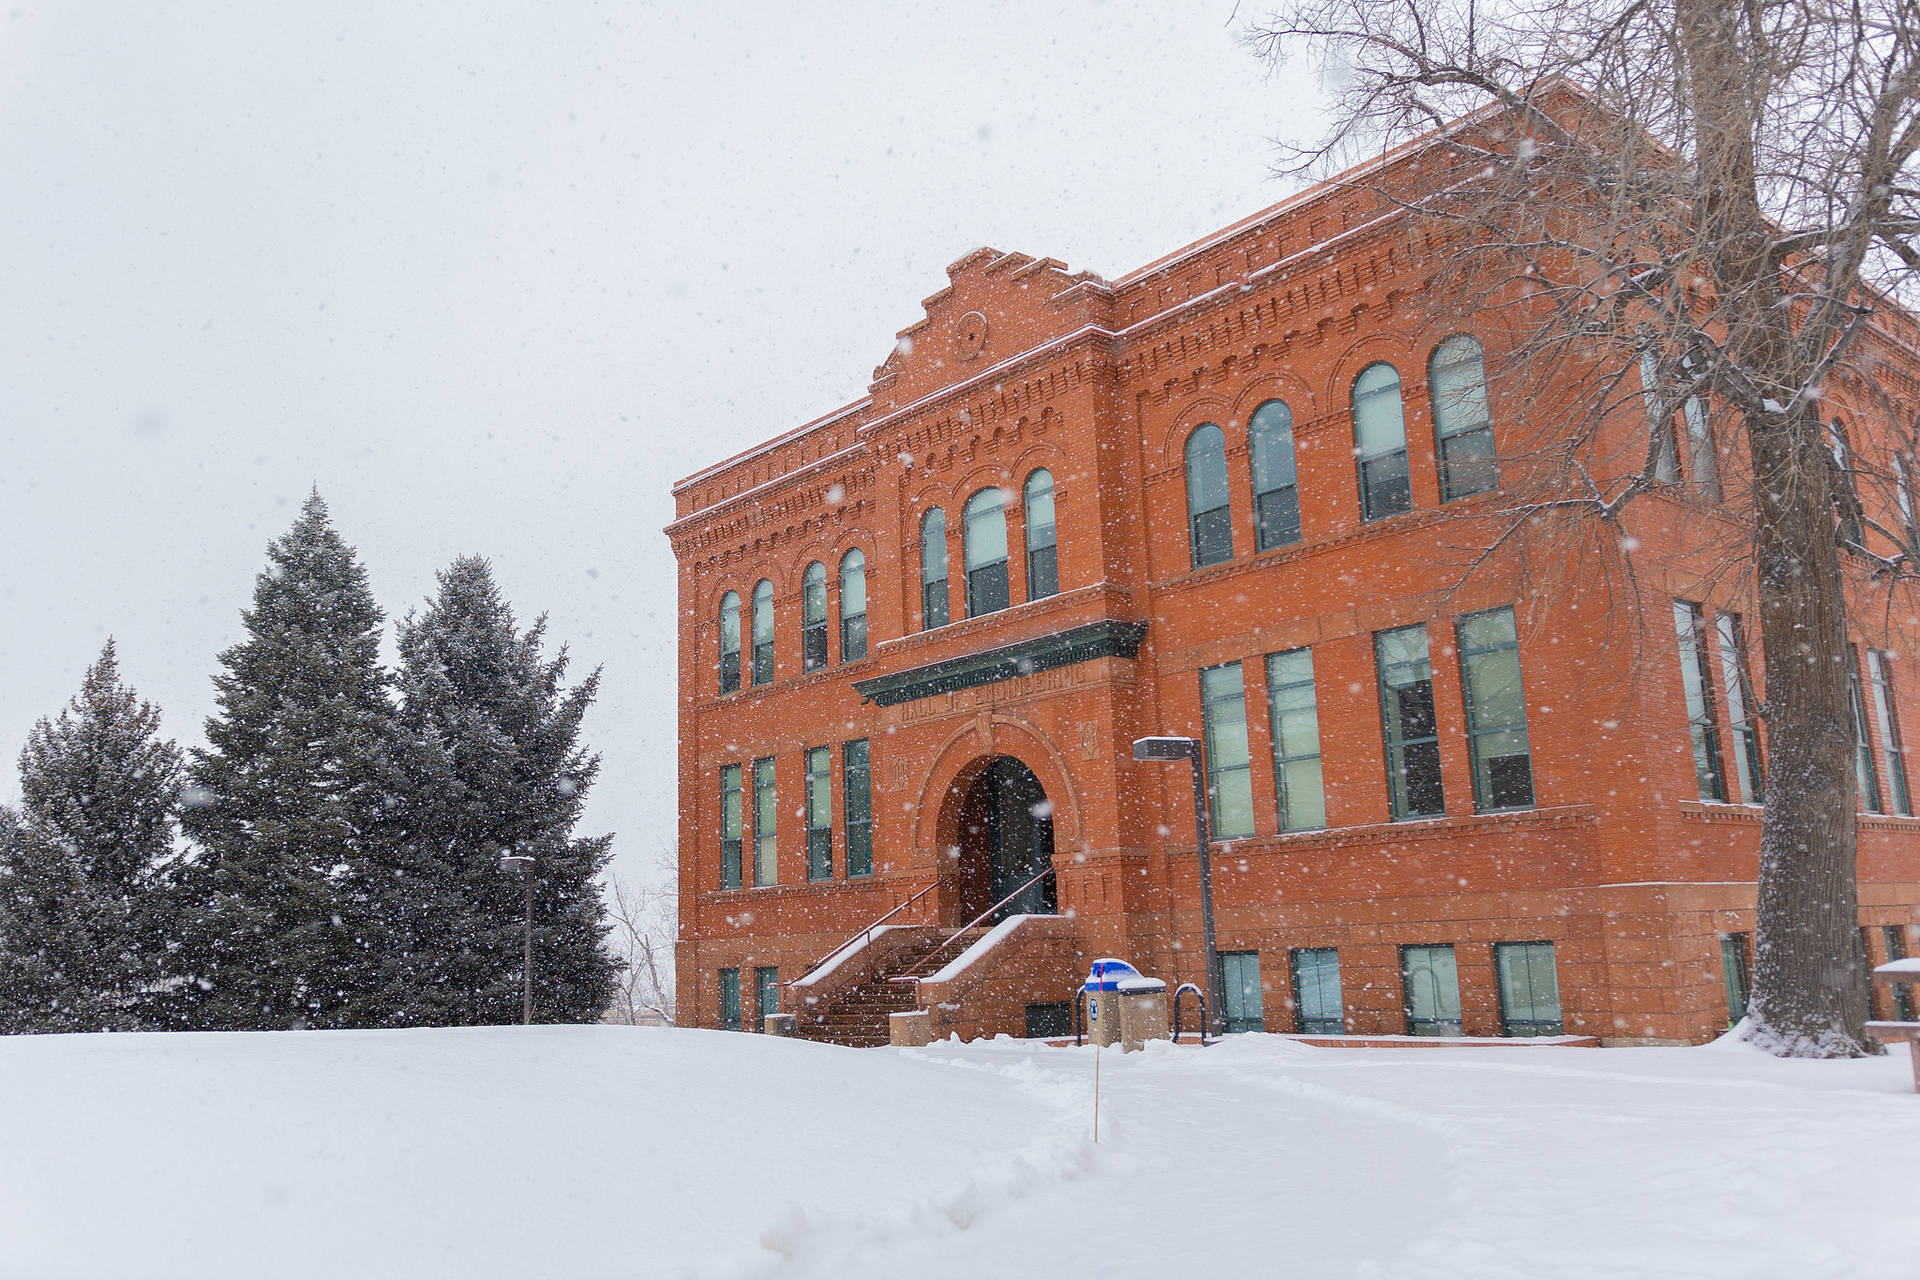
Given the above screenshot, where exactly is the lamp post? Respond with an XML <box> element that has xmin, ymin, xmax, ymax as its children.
<box><xmin>1132</xmin><ymin>735</ymin><xmax>1224</xmax><ymax>1038</ymax></box>
<box><xmin>498</xmin><ymin>853</ymin><xmax>535</xmax><ymax>1025</ymax></box>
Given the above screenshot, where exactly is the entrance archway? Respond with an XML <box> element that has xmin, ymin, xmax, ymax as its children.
<box><xmin>949</xmin><ymin>756</ymin><xmax>1058</xmax><ymax>924</ymax></box>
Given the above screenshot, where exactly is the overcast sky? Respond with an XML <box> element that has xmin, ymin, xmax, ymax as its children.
<box><xmin>0</xmin><ymin>2</ymin><xmax>1322</xmax><ymax>886</ymax></box>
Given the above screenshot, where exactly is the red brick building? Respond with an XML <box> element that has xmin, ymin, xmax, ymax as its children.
<box><xmin>667</xmin><ymin>133</ymin><xmax>1920</xmax><ymax>1047</ymax></box>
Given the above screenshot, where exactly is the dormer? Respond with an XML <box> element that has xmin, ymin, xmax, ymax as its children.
<box><xmin>868</xmin><ymin>247</ymin><xmax>1114</xmax><ymax>413</ymax></box>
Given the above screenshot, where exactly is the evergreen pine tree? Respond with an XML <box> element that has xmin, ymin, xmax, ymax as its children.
<box><xmin>0</xmin><ymin>641</ymin><xmax>183</xmax><ymax>1032</ymax></box>
<box><xmin>171</xmin><ymin>493</ymin><xmax>397</xmax><ymax>1030</ymax></box>
<box><xmin>384</xmin><ymin>556</ymin><xmax>616</xmax><ymax>1024</ymax></box>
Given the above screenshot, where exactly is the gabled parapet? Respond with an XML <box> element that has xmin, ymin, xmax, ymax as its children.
<box><xmin>868</xmin><ymin>246</ymin><xmax>1114</xmax><ymax>413</ymax></box>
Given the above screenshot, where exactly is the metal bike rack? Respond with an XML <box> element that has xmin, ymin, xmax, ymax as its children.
<box><xmin>1172</xmin><ymin>981</ymin><xmax>1212</xmax><ymax>1045</ymax></box>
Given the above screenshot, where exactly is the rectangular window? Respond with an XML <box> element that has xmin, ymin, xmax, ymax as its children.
<box><xmin>1291</xmin><ymin>948</ymin><xmax>1344</xmax><ymax>1034</ymax></box>
<box><xmin>1457</xmin><ymin>607</ymin><xmax>1534</xmax><ymax>811</ymax></box>
<box><xmin>1024</xmin><ymin>1002</ymin><xmax>1072</xmax><ymax>1039</ymax></box>
<box><xmin>802</xmin><ymin>620</ymin><xmax>827</xmax><ymax>673</ymax></box>
<box><xmin>1200</xmin><ymin>662</ymin><xmax>1254</xmax><ymax>839</ymax></box>
<box><xmin>720</xmin><ymin>764</ymin><xmax>743</xmax><ymax>891</ymax></box>
<box><xmin>1716</xmin><ymin>613</ymin><xmax>1764</xmax><ymax>804</ymax></box>
<box><xmin>1376</xmin><ymin>625</ymin><xmax>1444</xmax><ymax>820</ymax></box>
<box><xmin>1677</xmin><ymin>355</ymin><xmax>1721</xmax><ymax>500</ymax></box>
<box><xmin>755</xmin><ymin>966</ymin><xmax>779</xmax><ymax>1031</ymax></box>
<box><xmin>1864</xmin><ymin>926</ymin><xmax>1885</xmax><ymax>1021</ymax></box>
<box><xmin>1868</xmin><ymin>650</ymin><xmax>1911</xmax><ymax>816</ymax></box>
<box><xmin>923</xmin><ymin>576</ymin><xmax>949</xmax><ymax>630</ymax></box>
<box><xmin>1674</xmin><ymin>602</ymin><xmax>1726</xmax><ymax>802</ymax></box>
<box><xmin>752</xmin><ymin>756</ymin><xmax>777</xmax><ymax>886</ymax></box>
<box><xmin>841</xmin><ymin>607</ymin><xmax>867</xmax><ymax>664</ymax></box>
<box><xmin>843</xmin><ymin>739</ymin><xmax>873</xmax><ymax>878</ymax></box>
<box><xmin>968</xmin><ymin>560</ymin><xmax>1010</xmax><ymax>618</ymax></box>
<box><xmin>1886</xmin><ymin>926</ymin><xmax>1914</xmax><ymax>1021</ymax></box>
<box><xmin>1401</xmin><ymin>944</ymin><xmax>1462</xmax><ymax>1036</ymax></box>
<box><xmin>1266</xmin><ymin>649</ymin><xmax>1325</xmax><ymax>830</ymax></box>
<box><xmin>1639</xmin><ymin>349</ymin><xmax>1682</xmax><ymax>483</ymax></box>
<box><xmin>1848</xmin><ymin>651</ymin><xmax>1884</xmax><ymax>813</ymax></box>
<box><xmin>1220</xmin><ymin>951</ymin><xmax>1264</xmax><ymax>1033</ymax></box>
<box><xmin>718</xmin><ymin>968</ymin><xmax>741</xmax><ymax>1032</ymax></box>
<box><xmin>1494</xmin><ymin>941</ymin><xmax>1564</xmax><ymax>1036</ymax></box>
<box><xmin>1720</xmin><ymin>933</ymin><xmax>1750</xmax><ymax>1025</ymax></box>
<box><xmin>806</xmin><ymin>746</ymin><xmax>833</xmax><ymax>881</ymax></box>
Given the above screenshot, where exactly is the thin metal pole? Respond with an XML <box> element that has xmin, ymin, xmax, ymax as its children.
<box><xmin>1188</xmin><ymin>747</ymin><xmax>1224</xmax><ymax>1039</ymax></box>
<box><xmin>522</xmin><ymin>869</ymin><xmax>534</xmax><ymax>1026</ymax></box>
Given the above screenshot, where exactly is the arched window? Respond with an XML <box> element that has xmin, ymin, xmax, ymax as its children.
<box><xmin>1430</xmin><ymin>336</ymin><xmax>1498</xmax><ymax>500</ymax></box>
<box><xmin>750</xmin><ymin>579</ymin><xmax>774</xmax><ymax>686</ymax></box>
<box><xmin>964</xmin><ymin>487</ymin><xmax>1011</xmax><ymax>617</ymax></box>
<box><xmin>1185</xmin><ymin>423</ymin><xmax>1233</xmax><ymax>567</ymax></box>
<box><xmin>801</xmin><ymin>561</ymin><xmax>827</xmax><ymax>674</ymax></box>
<box><xmin>839</xmin><ymin>549</ymin><xmax>868</xmax><ymax>661</ymax></box>
<box><xmin>718</xmin><ymin>591</ymin><xmax>741</xmax><ymax>694</ymax></box>
<box><xmin>920</xmin><ymin>508</ymin><xmax>949</xmax><ymax>629</ymax></box>
<box><xmin>1024</xmin><ymin>469</ymin><xmax>1058</xmax><ymax>601</ymax></box>
<box><xmin>1249</xmin><ymin>400</ymin><xmax>1300</xmax><ymax>550</ymax></box>
<box><xmin>1353</xmin><ymin>362</ymin><xmax>1411</xmax><ymax>521</ymax></box>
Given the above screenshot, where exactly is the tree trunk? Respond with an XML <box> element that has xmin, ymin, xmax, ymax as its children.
<box><xmin>1678</xmin><ymin>0</ymin><xmax>1867</xmax><ymax>1055</ymax></box>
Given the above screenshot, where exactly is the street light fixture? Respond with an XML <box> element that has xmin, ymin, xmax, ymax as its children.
<box><xmin>1132</xmin><ymin>735</ymin><xmax>1224</xmax><ymax>1038</ymax></box>
<box><xmin>498</xmin><ymin>853</ymin><xmax>535</xmax><ymax>1026</ymax></box>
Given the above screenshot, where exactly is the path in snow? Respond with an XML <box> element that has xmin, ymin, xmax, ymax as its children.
<box><xmin>2</xmin><ymin>1026</ymin><xmax>1916</xmax><ymax>1279</ymax></box>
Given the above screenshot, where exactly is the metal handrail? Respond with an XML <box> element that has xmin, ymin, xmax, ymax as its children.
<box><xmin>889</xmin><ymin>864</ymin><xmax>1058</xmax><ymax>986</ymax></box>
<box><xmin>789</xmin><ymin>881</ymin><xmax>938</xmax><ymax>988</ymax></box>
<box><xmin>1172</xmin><ymin>981</ymin><xmax>1211</xmax><ymax>1045</ymax></box>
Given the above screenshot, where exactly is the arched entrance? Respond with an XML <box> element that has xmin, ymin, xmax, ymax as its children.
<box><xmin>948</xmin><ymin>756</ymin><xmax>1058</xmax><ymax>924</ymax></box>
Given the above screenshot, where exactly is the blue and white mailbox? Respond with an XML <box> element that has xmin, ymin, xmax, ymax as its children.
<box><xmin>1083</xmin><ymin>959</ymin><xmax>1168</xmax><ymax>1050</ymax></box>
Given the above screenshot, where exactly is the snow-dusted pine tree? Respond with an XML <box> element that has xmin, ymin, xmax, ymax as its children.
<box><xmin>382</xmin><ymin>556</ymin><xmax>616</xmax><ymax>1025</ymax></box>
<box><xmin>0</xmin><ymin>641</ymin><xmax>183</xmax><ymax>1032</ymax></box>
<box><xmin>169</xmin><ymin>493</ymin><xmax>398</xmax><ymax>1030</ymax></box>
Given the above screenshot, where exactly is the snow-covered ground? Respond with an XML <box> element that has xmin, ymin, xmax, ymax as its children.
<box><xmin>2</xmin><ymin>1027</ymin><xmax>1916</xmax><ymax>1279</ymax></box>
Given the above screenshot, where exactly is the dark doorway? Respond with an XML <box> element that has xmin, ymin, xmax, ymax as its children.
<box><xmin>951</xmin><ymin>756</ymin><xmax>1058</xmax><ymax>923</ymax></box>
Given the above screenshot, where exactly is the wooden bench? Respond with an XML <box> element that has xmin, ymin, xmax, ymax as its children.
<box><xmin>1870</xmin><ymin>957</ymin><xmax>1920</xmax><ymax>1091</ymax></box>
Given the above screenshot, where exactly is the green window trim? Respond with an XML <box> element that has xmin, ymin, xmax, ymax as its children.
<box><xmin>752</xmin><ymin>756</ymin><xmax>777</xmax><ymax>886</ymax></box>
<box><xmin>719</xmin><ymin>763</ymin><xmax>743</xmax><ymax>890</ymax></box>
<box><xmin>1674</xmin><ymin>601</ymin><xmax>1727</xmax><ymax>802</ymax></box>
<box><xmin>1868</xmin><ymin>650</ymin><xmax>1911</xmax><ymax>816</ymax></box>
<box><xmin>751</xmin><ymin>579</ymin><xmax>775</xmax><ymax>686</ymax></box>
<box><xmin>1376</xmin><ymin>624</ymin><xmax>1444</xmax><ymax>820</ymax></box>
<box><xmin>1401</xmin><ymin>943</ymin><xmax>1462</xmax><ymax>1037</ymax></box>
<box><xmin>801</xmin><ymin>561</ymin><xmax>828</xmax><ymax>674</ymax></box>
<box><xmin>1290</xmin><ymin>947</ymin><xmax>1344</xmax><ymax>1034</ymax></box>
<box><xmin>844</xmin><ymin>738</ymin><xmax>873</xmax><ymax>878</ymax></box>
<box><xmin>1457</xmin><ymin>607</ymin><xmax>1535</xmax><ymax>813</ymax></box>
<box><xmin>1185</xmin><ymin>424</ymin><xmax>1233</xmax><ymax>568</ymax></box>
<box><xmin>964</xmin><ymin>487</ymin><xmax>1011</xmax><ymax>617</ymax></box>
<box><xmin>1720</xmin><ymin>932</ymin><xmax>1750</xmax><ymax>1025</ymax></box>
<box><xmin>1200</xmin><ymin>661</ymin><xmax>1254</xmax><ymax>839</ymax></box>
<box><xmin>718</xmin><ymin>591</ymin><xmax>742</xmax><ymax>694</ymax></box>
<box><xmin>1249</xmin><ymin>399</ymin><xmax>1301</xmax><ymax>550</ymax></box>
<box><xmin>1848</xmin><ymin>650</ymin><xmax>1884</xmax><ymax>813</ymax></box>
<box><xmin>1494</xmin><ymin>940</ymin><xmax>1563</xmax><ymax>1037</ymax></box>
<box><xmin>840</xmin><ymin>549</ymin><xmax>868</xmax><ymax>662</ymax></box>
<box><xmin>754</xmin><ymin>966</ymin><xmax>779</xmax><ymax>1031</ymax></box>
<box><xmin>1265</xmin><ymin>648</ymin><xmax>1325</xmax><ymax>831</ymax></box>
<box><xmin>806</xmin><ymin>746</ymin><xmax>833</xmax><ymax>882</ymax></box>
<box><xmin>1429</xmin><ymin>335</ymin><xmax>1498</xmax><ymax>501</ymax></box>
<box><xmin>718</xmin><ymin>968</ymin><xmax>741</xmax><ymax>1032</ymax></box>
<box><xmin>921</xmin><ymin>508</ymin><xmax>950</xmax><ymax>630</ymax></box>
<box><xmin>1353</xmin><ymin>362</ymin><xmax>1412</xmax><ymax>521</ymax></box>
<box><xmin>1024</xmin><ymin>469</ymin><xmax>1058</xmax><ymax>601</ymax></box>
<box><xmin>1219</xmin><ymin>951</ymin><xmax>1264</xmax><ymax>1034</ymax></box>
<box><xmin>1716</xmin><ymin>613</ymin><xmax>1765</xmax><ymax>805</ymax></box>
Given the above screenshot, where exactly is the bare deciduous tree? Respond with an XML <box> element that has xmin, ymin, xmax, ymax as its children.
<box><xmin>603</xmin><ymin>844</ymin><xmax>678</xmax><ymax>1026</ymax></box>
<box><xmin>1249</xmin><ymin>0</ymin><xmax>1920</xmax><ymax>1055</ymax></box>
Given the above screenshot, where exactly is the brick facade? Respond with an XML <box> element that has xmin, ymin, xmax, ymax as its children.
<box><xmin>668</xmin><ymin>133</ymin><xmax>1920</xmax><ymax>1047</ymax></box>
